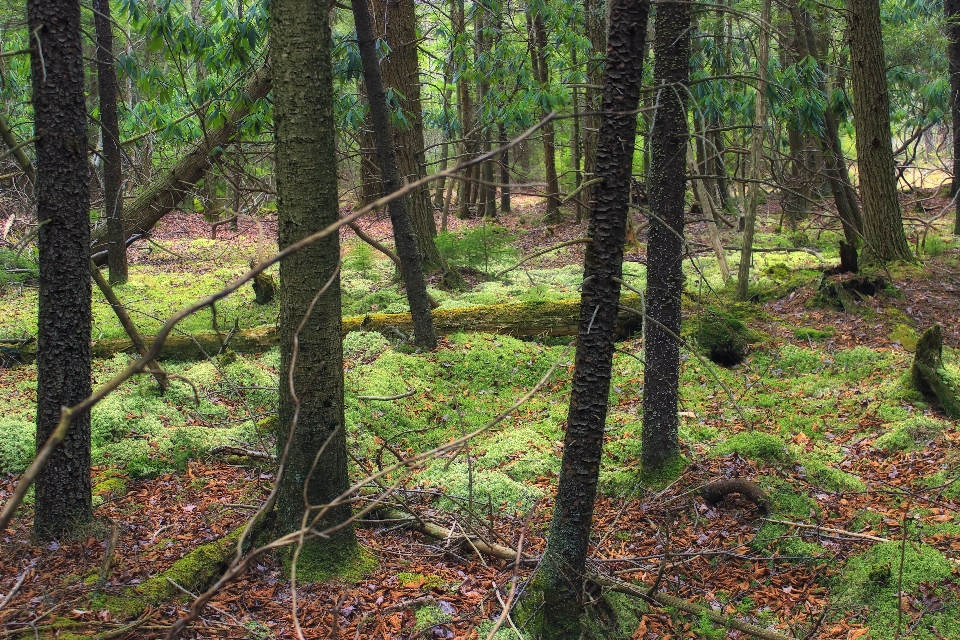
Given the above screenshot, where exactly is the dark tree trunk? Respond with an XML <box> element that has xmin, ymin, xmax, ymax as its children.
<box><xmin>29</xmin><ymin>0</ymin><xmax>93</xmax><ymax>540</ymax></box>
<box><xmin>272</xmin><ymin>0</ymin><xmax>357</xmax><ymax>568</ymax></box>
<box><xmin>643</xmin><ymin>0</ymin><xmax>690</xmax><ymax>466</ymax></box>
<box><xmin>536</xmin><ymin>1</ymin><xmax>650</xmax><ymax>637</ymax></box>
<box><xmin>369</xmin><ymin>0</ymin><xmax>444</xmax><ymax>267</ymax></box>
<box><xmin>946</xmin><ymin>0</ymin><xmax>960</xmax><ymax>234</ymax></box>
<box><xmin>529</xmin><ymin>11</ymin><xmax>561</xmax><ymax>221</ymax></box>
<box><xmin>846</xmin><ymin>0</ymin><xmax>913</xmax><ymax>263</ymax></box>
<box><xmin>94</xmin><ymin>0</ymin><xmax>128</xmax><ymax>284</ymax></box>
<box><xmin>353</xmin><ymin>0</ymin><xmax>437</xmax><ymax>350</ymax></box>
<box><xmin>499</xmin><ymin>121</ymin><xmax>511</xmax><ymax>213</ymax></box>
<box><xmin>581</xmin><ymin>0</ymin><xmax>606</xmax><ymax>212</ymax></box>
<box><xmin>790</xmin><ymin>2</ymin><xmax>863</xmax><ymax>245</ymax></box>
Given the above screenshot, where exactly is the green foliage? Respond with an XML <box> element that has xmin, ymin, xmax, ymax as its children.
<box><xmin>0</xmin><ymin>248</ymin><xmax>38</xmax><ymax>286</ymax></box>
<box><xmin>793</xmin><ymin>327</ymin><xmax>833</xmax><ymax>341</ymax></box>
<box><xmin>435</xmin><ymin>225</ymin><xmax>518</xmax><ymax>274</ymax></box>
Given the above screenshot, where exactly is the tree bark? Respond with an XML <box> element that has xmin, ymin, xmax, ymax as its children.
<box><xmin>29</xmin><ymin>0</ymin><xmax>93</xmax><ymax>540</ymax></box>
<box><xmin>90</xmin><ymin>65</ymin><xmax>271</xmax><ymax>264</ymax></box>
<box><xmin>846</xmin><ymin>0</ymin><xmax>914</xmax><ymax>263</ymax></box>
<box><xmin>94</xmin><ymin>0</ymin><xmax>128</xmax><ymax>284</ymax></box>
<box><xmin>946</xmin><ymin>0</ymin><xmax>960</xmax><ymax>234</ymax></box>
<box><xmin>643</xmin><ymin>0</ymin><xmax>690</xmax><ymax>467</ymax></box>
<box><xmin>499</xmin><ymin>121</ymin><xmax>511</xmax><ymax>213</ymax></box>
<box><xmin>370</xmin><ymin>0</ymin><xmax>444</xmax><ymax>268</ymax></box>
<box><xmin>353</xmin><ymin>0</ymin><xmax>437</xmax><ymax>350</ymax></box>
<box><xmin>271</xmin><ymin>0</ymin><xmax>356</xmax><ymax>566</ymax></box>
<box><xmin>581</xmin><ymin>0</ymin><xmax>606</xmax><ymax>213</ymax></box>
<box><xmin>536</xmin><ymin>1</ymin><xmax>650</xmax><ymax>637</ymax></box>
<box><xmin>736</xmin><ymin>0</ymin><xmax>770</xmax><ymax>301</ymax></box>
<box><xmin>790</xmin><ymin>2</ymin><xmax>864</xmax><ymax>245</ymax></box>
<box><xmin>529</xmin><ymin>11</ymin><xmax>561</xmax><ymax>222</ymax></box>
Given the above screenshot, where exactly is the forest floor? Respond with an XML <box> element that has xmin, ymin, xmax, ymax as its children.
<box><xmin>1</xmin><ymin>192</ymin><xmax>960</xmax><ymax>639</ymax></box>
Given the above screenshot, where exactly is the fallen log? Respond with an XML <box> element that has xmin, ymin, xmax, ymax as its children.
<box><xmin>91</xmin><ymin>64</ymin><xmax>272</xmax><ymax>264</ymax></box>
<box><xmin>10</xmin><ymin>296</ymin><xmax>642</xmax><ymax>362</ymax></box>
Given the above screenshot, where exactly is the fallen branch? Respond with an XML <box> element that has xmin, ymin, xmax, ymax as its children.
<box><xmin>209</xmin><ymin>445</ymin><xmax>277</xmax><ymax>462</ymax></box>
<box><xmin>376</xmin><ymin>505</ymin><xmax>796</xmax><ymax>640</ymax></box>
<box><xmin>761</xmin><ymin>517</ymin><xmax>888</xmax><ymax>543</ymax></box>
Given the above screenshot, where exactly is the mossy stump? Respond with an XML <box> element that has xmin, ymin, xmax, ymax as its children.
<box><xmin>813</xmin><ymin>273</ymin><xmax>888</xmax><ymax>312</ymax></box>
<box><xmin>250</xmin><ymin>261</ymin><xmax>277</xmax><ymax>305</ymax></box>
<box><xmin>694</xmin><ymin>311</ymin><xmax>750</xmax><ymax>366</ymax></box>
<box><xmin>911</xmin><ymin>324</ymin><xmax>960</xmax><ymax>418</ymax></box>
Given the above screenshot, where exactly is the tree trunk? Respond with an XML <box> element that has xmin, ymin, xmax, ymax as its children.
<box><xmin>529</xmin><ymin>11</ymin><xmax>561</xmax><ymax>221</ymax></box>
<box><xmin>29</xmin><ymin>0</ymin><xmax>93</xmax><ymax>540</ymax></box>
<box><xmin>536</xmin><ymin>1</ymin><xmax>650</xmax><ymax>637</ymax></box>
<box><xmin>736</xmin><ymin>0</ymin><xmax>770</xmax><ymax>301</ymax></box>
<box><xmin>93</xmin><ymin>0</ymin><xmax>127</xmax><ymax>284</ymax></box>
<box><xmin>499</xmin><ymin>121</ymin><xmax>511</xmax><ymax>213</ymax></box>
<box><xmin>353</xmin><ymin>0</ymin><xmax>437</xmax><ymax>350</ymax></box>
<box><xmin>369</xmin><ymin>0</ymin><xmax>444</xmax><ymax>267</ymax></box>
<box><xmin>581</xmin><ymin>0</ymin><xmax>606</xmax><ymax>213</ymax></box>
<box><xmin>643</xmin><ymin>0</ymin><xmax>690</xmax><ymax>467</ymax></box>
<box><xmin>946</xmin><ymin>0</ymin><xmax>960</xmax><ymax>234</ymax></box>
<box><xmin>271</xmin><ymin>0</ymin><xmax>356</xmax><ymax>568</ymax></box>
<box><xmin>790</xmin><ymin>2</ymin><xmax>863</xmax><ymax>245</ymax></box>
<box><xmin>846</xmin><ymin>0</ymin><xmax>913</xmax><ymax>263</ymax></box>
<box><xmin>90</xmin><ymin>65</ymin><xmax>271</xmax><ymax>264</ymax></box>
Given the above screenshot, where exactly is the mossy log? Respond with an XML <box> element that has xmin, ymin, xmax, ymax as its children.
<box><xmin>912</xmin><ymin>324</ymin><xmax>960</xmax><ymax>418</ymax></box>
<box><xmin>8</xmin><ymin>296</ymin><xmax>642</xmax><ymax>362</ymax></box>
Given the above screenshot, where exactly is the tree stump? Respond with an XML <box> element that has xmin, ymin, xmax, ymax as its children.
<box><xmin>911</xmin><ymin>324</ymin><xmax>960</xmax><ymax>418</ymax></box>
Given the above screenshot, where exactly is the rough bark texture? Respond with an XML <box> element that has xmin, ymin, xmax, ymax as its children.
<box><xmin>847</xmin><ymin>0</ymin><xmax>914</xmax><ymax>263</ymax></box>
<box><xmin>642</xmin><ymin>0</ymin><xmax>689</xmax><ymax>469</ymax></box>
<box><xmin>94</xmin><ymin>0</ymin><xmax>128</xmax><ymax>284</ymax></box>
<box><xmin>529</xmin><ymin>11</ymin><xmax>561</xmax><ymax>221</ymax></box>
<box><xmin>790</xmin><ymin>2</ymin><xmax>863</xmax><ymax>245</ymax></box>
<box><xmin>736</xmin><ymin>0</ymin><xmax>769</xmax><ymax>301</ymax></box>
<box><xmin>369</xmin><ymin>0</ymin><xmax>444</xmax><ymax>267</ymax></box>
<box><xmin>90</xmin><ymin>65</ymin><xmax>271</xmax><ymax>264</ymax></box>
<box><xmin>271</xmin><ymin>0</ymin><xmax>356</xmax><ymax>565</ymax></box>
<box><xmin>29</xmin><ymin>0</ymin><xmax>94</xmax><ymax>540</ymax></box>
<box><xmin>947</xmin><ymin>0</ymin><xmax>960</xmax><ymax>234</ymax></box>
<box><xmin>536</xmin><ymin>1</ymin><xmax>649</xmax><ymax>637</ymax></box>
<box><xmin>353</xmin><ymin>0</ymin><xmax>437</xmax><ymax>349</ymax></box>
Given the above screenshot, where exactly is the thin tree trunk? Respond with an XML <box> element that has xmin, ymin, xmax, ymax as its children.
<box><xmin>571</xmin><ymin>43</ymin><xmax>583</xmax><ymax>222</ymax></box>
<box><xmin>790</xmin><ymin>2</ymin><xmax>863</xmax><ymax>245</ymax></box>
<box><xmin>687</xmin><ymin>143</ymin><xmax>730</xmax><ymax>280</ymax></box>
<box><xmin>353</xmin><ymin>0</ymin><xmax>437</xmax><ymax>350</ymax></box>
<box><xmin>90</xmin><ymin>263</ymin><xmax>167</xmax><ymax>390</ymax></box>
<box><xmin>536</xmin><ymin>1</ymin><xmax>650</xmax><ymax>637</ymax></box>
<box><xmin>581</xmin><ymin>0</ymin><xmax>605</xmax><ymax>212</ymax></box>
<box><xmin>90</xmin><ymin>65</ymin><xmax>271</xmax><ymax>263</ymax></box>
<box><xmin>94</xmin><ymin>0</ymin><xmax>128</xmax><ymax>284</ymax></box>
<box><xmin>847</xmin><ymin>0</ymin><xmax>914</xmax><ymax>263</ymax></box>
<box><xmin>271</xmin><ymin>0</ymin><xmax>356</xmax><ymax>565</ymax></box>
<box><xmin>947</xmin><ymin>0</ymin><xmax>960</xmax><ymax>234</ymax></box>
<box><xmin>370</xmin><ymin>0</ymin><xmax>443</xmax><ymax>268</ymax></box>
<box><xmin>29</xmin><ymin>0</ymin><xmax>93</xmax><ymax>540</ymax></box>
<box><xmin>499</xmin><ymin>121</ymin><xmax>511</xmax><ymax>213</ymax></box>
<box><xmin>737</xmin><ymin>0</ymin><xmax>770</xmax><ymax>301</ymax></box>
<box><xmin>643</xmin><ymin>0</ymin><xmax>690</xmax><ymax>467</ymax></box>
<box><xmin>529</xmin><ymin>11</ymin><xmax>561</xmax><ymax>221</ymax></box>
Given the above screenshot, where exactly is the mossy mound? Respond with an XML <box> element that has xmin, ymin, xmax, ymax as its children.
<box><xmin>831</xmin><ymin>542</ymin><xmax>960</xmax><ymax>639</ymax></box>
<box><xmin>713</xmin><ymin>432</ymin><xmax>794</xmax><ymax>464</ymax></box>
<box><xmin>693</xmin><ymin>310</ymin><xmax>751</xmax><ymax>366</ymax></box>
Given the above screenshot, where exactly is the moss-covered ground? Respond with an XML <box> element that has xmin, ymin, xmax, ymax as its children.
<box><xmin>1</xmin><ymin>209</ymin><xmax>959</xmax><ymax>638</ymax></box>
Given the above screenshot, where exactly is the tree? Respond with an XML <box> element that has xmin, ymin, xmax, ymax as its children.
<box><xmin>736</xmin><ymin>0</ymin><xmax>770</xmax><ymax>301</ymax></box>
<box><xmin>369</xmin><ymin>0</ymin><xmax>445</xmax><ymax>268</ymax></box>
<box><xmin>535</xmin><ymin>0</ymin><xmax>650</xmax><ymax>636</ymax></box>
<box><xmin>29</xmin><ymin>0</ymin><xmax>93</xmax><ymax>539</ymax></box>
<box><xmin>352</xmin><ymin>0</ymin><xmax>437</xmax><ymax>350</ymax></box>
<box><xmin>94</xmin><ymin>0</ymin><xmax>128</xmax><ymax>284</ymax></box>
<box><xmin>847</xmin><ymin>0</ymin><xmax>914</xmax><ymax>263</ymax></box>
<box><xmin>642</xmin><ymin>0</ymin><xmax>690</xmax><ymax>469</ymax></box>
<box><xmin>527</xmin><ymin>3</ymin><xmax>562</xmax><ymax>222</ymax></box>
<box><xmin>946</xmin><ymin>0</ymin><xmax>960</xmax><ymax>235</ymax></box>
<box><xmin>271</xmin><ymin>0</ymin><xmax>357</xmax><ymax>570</ymax></box>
